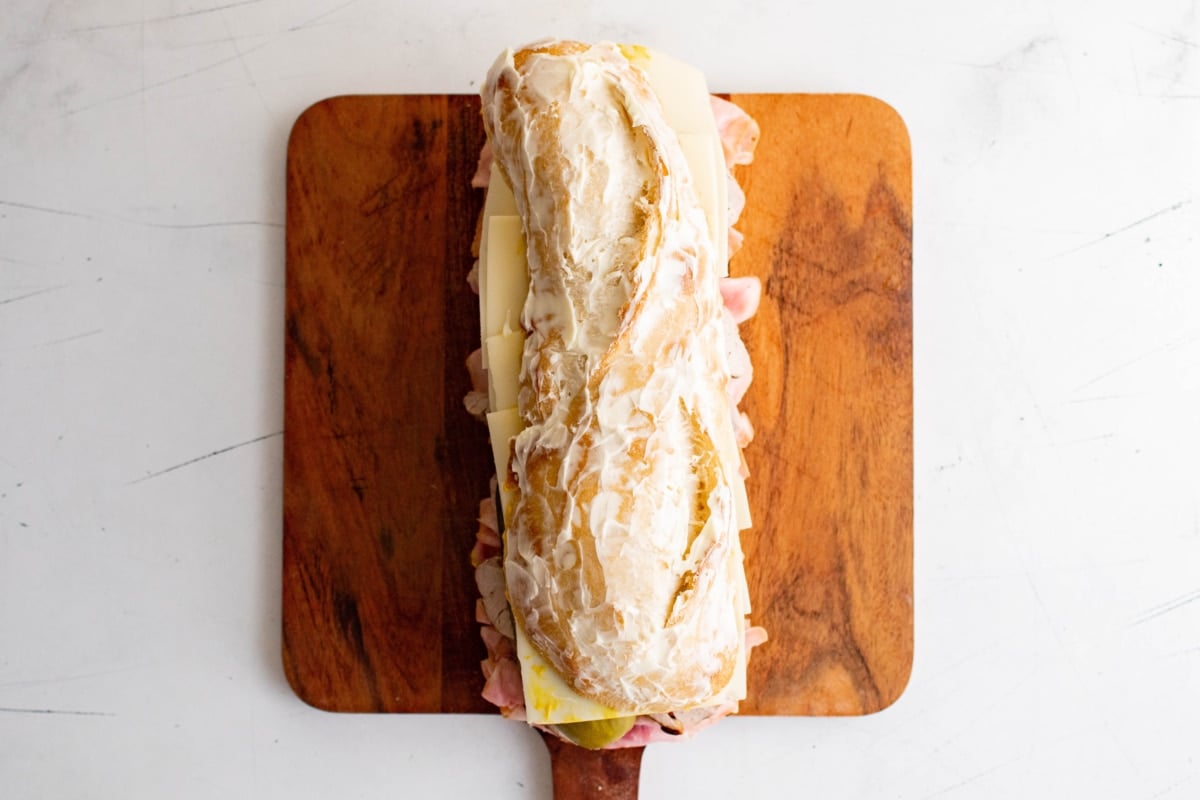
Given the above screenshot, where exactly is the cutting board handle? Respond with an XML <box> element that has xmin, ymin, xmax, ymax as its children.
<box><xmin>540</xmin><ymin>731</ymin><xmax>645</xmax><ymax>799</ymax></box>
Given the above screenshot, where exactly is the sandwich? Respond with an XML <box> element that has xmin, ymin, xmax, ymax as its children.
<box><xmin>465</xmin><ymin>39</ymin><xmax>765</xmax><ymax>750</ymax></box>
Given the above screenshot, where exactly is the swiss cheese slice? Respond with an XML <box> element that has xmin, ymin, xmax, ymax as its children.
<box><xmin>515</xmin><ymin>617</ymin><xmax>628</xmax><ymax>724</ymax></box>
<box><xmin>678</xmin><ymin>132</ymin><xmax>722</xmax><ymax>272</ymax></box>
<box><xmin>478</xmin><ymin>171</ymin><xmax>520</xmax><ymax>368</ymax></box>
<box><xmin>483</xmin><ymin>167</ymin><xmax>518</xmax><ymax>216</ymax></box>
<box><xmin>483</xmin><ymin>215</ymin><xmax>527</xmax><ymax>346</ymax></box>
<box><xmin>734</xmin><ymin>473</ymin><xmax>752</xmax><ymax>531</ymax></box>
<box><xmin>516</xmin><ymin>595</ymin><xmax>749</xmax><ymax>725</ymax></box>
<box><xmin>485</xmin><ymin>330</ymin><xmax>525</xmax><ymax>411</ymax></box>
<box><xmin>622</xmin><ymin>46</ymin><xmax>728</xmax><ymax>273</ymax></box>
<box><xmin>622</xmin><ymin>45</ymin><xmax>712</xmax><ymax>132</ymax></box>
<box><xmin>485</xmin><ymin>408</ymin><xmax>522</xmax><ymax>516</ymax></box>
<box><xmin>712</xmin><ymin>132</ymin><xmax>730</xmax><ymax>274</ymax></box>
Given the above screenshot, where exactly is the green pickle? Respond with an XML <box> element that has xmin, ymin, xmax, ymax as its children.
<box><xmin>553</xmin><ymin>716</ymin><xmax>637</xmax><ymax>750</ymax></box>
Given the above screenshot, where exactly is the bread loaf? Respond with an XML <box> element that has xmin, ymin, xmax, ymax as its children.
<box><xmin>480</xmin><ymin>40</ymin><xmax>749</xmax><ymax>713</ymax></box>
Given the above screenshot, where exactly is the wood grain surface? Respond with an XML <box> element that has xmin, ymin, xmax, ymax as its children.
<box><xmin>282</xmin><ymin>94</ymin><xmax>912</xmax><ymax>719</ymax></box>
<box><xmin>541</xmin><ymin>732</ymin><xmax>645</xmax><ymax>799</ymax></box>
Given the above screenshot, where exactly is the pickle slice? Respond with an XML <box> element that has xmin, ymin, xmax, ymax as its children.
<box><xmin>552</xmin><ymin>716</ymin><xmax>637</xmax><ymax>750</ymax></box>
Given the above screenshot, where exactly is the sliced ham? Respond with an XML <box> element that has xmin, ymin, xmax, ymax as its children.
<box><xmin>481</xmin><ymin>655</ymin><xmax>524</xmax><ymax>711</ymax></box>
<box><xmin>734</xmin><ymin>411</ymin><xmax>755</xmax><ymax>452</ymax></box>
<box><xmin>713</xmin><ymin>95</ymin><xmax>759</xmax><ymax>259</ymax></box>
<box><xmin>719</xmin><ymin>276</ymin><xmax>762</xmax><ymax>324</ymax></box>
<box><xmin>727</xmin><ymin>177</ymin><xmax>748</xmax><ymax>258</ymax></box>
<box><xmin>478</xmin><ymin>496</ymin><xmax>498</xmax><ymax>533</ymax></box>
<box><xmin>720</xmin><ymin>279</ymin><xmax>758</xmax><ymax>448</ymax></box>
<box><xmin>471</xmin><ymin>495</ymin><xmax>502</xmax><ymax>565</ymax></box>
<box><xmin>475</xmin><ymin>556</ymin><xmax>514</xmax><ymax>638</ymax></box>
<box><xmin>727</xmin><ymin>173</ymin><xmax>746</xmax><ymax>225</ymax></box>
<box><xmin>711</xmin><ymin>95</ymin><xmax>760</xmax><ymax>167</ymax></box>
<box><xmin>463</xmin><ymin>348</ymin><xmax>489</xmax><ymax>420</ymax></box>
<box><xmin>466</xmin><ymin>348</ymin><xmax>487</xmax><ymax>393</ymax></box>
<box><xmin>610</xmin><ymin>700</ymin><xmax>739</xmax><ymax>748</ymax></box>
<box><xmin>471</xmin><ymin>140</ymin><xmax>493</xmax><ymax>188</ymax></box>
<box><xmin>464</xmin><ymin>391</ymin><xmax>488</xmax><ymax>420</ymax></box>
<box><xmin>480</xmin><ymin>623</ymin><xmax>515</xmax><ymax>660</ymax></box>
<box><xmin>746</xmin><ymin>625</ymin><xmax>769</xmax><ymax>649</ymax></box>
<box><xmin>728</xmin><ymin>226</ymin><xmax>744</xmax><ymax>257</ymax></box>
<box><xmin>606</xmin><ymin>718</ymin><xmax>678</xmax><ymax>748</ymax></box>
<box><xmin>723</xmin><ymin>317</ymin><xmax>753</xmax><ymax>453</ymax></box>
<box><xmin>476</xmin><ymin>525</ymin><xmax>500</xmax><ymax>550</ymax></box>
<box><xmin>467</xmin><ymin>258</ymin><xmax>480</xmax><ymax>294</ymax></box>
<box><xmin>469</xmin><ymin>537</ymin><xmax>492</xmax><ymax>568</ymax></box>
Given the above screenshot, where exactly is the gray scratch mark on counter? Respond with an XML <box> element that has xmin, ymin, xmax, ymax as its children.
<box><xmin>0</xmin><ymin>60</ymin><xmax>32</xmax><ymax>97</ymax></box>
<box><xmin>1073</xmin><ymin>331</ymin><xmax>1198</xmax><ymax>392</ymax></box>
<box><xmin>0</xmin><ymin>254</ymin><xmax>52</xmax><ymax>267</ymax></box>
<box><xmin>1132</xmin><ymin>588</ymin><xmax>1200</xmax><ymax>626</ymax></box>
<box><xmin>1052</xmin><ymin>432</ymin><xmax>1116</xmax><ymax>447</ymax></box>
<box><xmin>0</xmin><ymin>199</ymin><xmax>282</xmax><ymax>230</ymax></box>
<box><xmin>1132</xmin><ymin>24</ymin><xmax>1200</xmax><ymax>50</ymax></box>
<box><xmin>1053</xmin><ymin>198</ymin><xmax>1193</xmax><ymax>257</ymax></box>
<box><xmin>33</xmin><ymin>329</ymin><xmax>103</xmax><ymax>347</ymax></box>
<box><xmin>130</xmin><ymin>431</ymin><xmax>282</xmax><ymax>484</ymax></box>
<box><xmin>0</xmin><ymin>663</ymin><xmax>150</xmax><ymax>689</ymax></box>
<box><xmin>62</xmin><ymin>39</ymin><xmax>274</xmax><ymax>116</ymax></box>
<box><xmin>1145</xmin><ymin>773</ymin><xmax>1197</xmax><ymax>799</ymax></box>
<box><xmin>288</xmin><ymin>0</ymin><xmax>367</xmax><ymax>32</ymax></box>
<box><xmin>0</xmin><ymin>199</ymin><xmax>103</xmax><ymax>222</ymax></box>
<box><xmin>920</xmin><ymin>751</ymin><xmax>1032</xmax><ymax>799</ymax></box>
<box><xmin>224</xmin><ymin>17</ymin><xmax>270</xmax><ymax>115</ymax></box>
<box><xmin>138</xmin><ymin>219</ymin><xmax>284</xmax><ymax>230</ymax></box>
<box><xmin>1066</xmin><ymin>393</ymin><xmax>1142</xmax><ymax>404</ymax></box>
<box><xmin>0</xmin><ymin>706</ymin><xmax>115</xmax><ymax>717</ymax></box>
<box><xmin>0</xmin><ymin>285</ymin><xmax>67</xmax><ymax>305</ymax></box>
<box><xmin>68</xmin><ymin>0</ymin><xmax>266</xmax><ymax>33</ymax></box>
<box><xmin>1129</xmin><ymin>40</ymin><xmax>1144</xmax><ymax>98</ymax></box>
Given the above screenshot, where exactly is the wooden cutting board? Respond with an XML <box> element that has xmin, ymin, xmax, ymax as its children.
<box><xmin>282</xmin><ymin>94</ymin><xmax>912</xmax><ymax>722</ymax></box>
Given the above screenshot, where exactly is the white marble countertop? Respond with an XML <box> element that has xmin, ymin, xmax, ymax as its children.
<box><xmin>2</xmin><ymin>1</ymin><xmax>1198</xmax><ymax>797</ymax></box>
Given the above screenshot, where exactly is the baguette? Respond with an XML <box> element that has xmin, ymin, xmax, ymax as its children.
<box><xmin>481</xmin><ymin>40</ymin><xmax>748</xmax><ymax>713</ymax></box>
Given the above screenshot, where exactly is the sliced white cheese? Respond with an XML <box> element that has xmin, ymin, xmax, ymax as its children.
<box><xmin>515</xmin><ymin>617</ymin><xmax>629</xmax><ymax>725</ymax></box>
<box><xmin>733</xmin><ymin>473</ymin><xmax>752</xmax><ymax>531</ymax></box>
<box><xmin>712</xmin><ymin>132</ymin><xmax>730</xmax><ymax>272</ymax></box>
<box><xmin>622</xmin><ymin>46</ymin><xmax>713</xmax><ymax>134</ymax></box>
<box><xmin>678</xmin><ymin>133</ymin><xmax>726</xmax><ymax>276</ymax></box>
<box><xmin>484</xmin><ymin>215</ymin><xmax>527</xmax><ymax>343</ymax></box>
<box><xmin>479</xmin><ymin>170</ymin><xmax>520</xmax><ymax>368</ymax></box>
<box><xmin>484</xmin><ymin>167</ymin><xmax>518</xmax><ymax>216</ymax></box>
<box><xmin>485</xmin><ymin>330</ymin><xmax>525</xmax><ymax>411</ymax></box>
<box><xmin>515</xmin><ymin>605</ymin><xmax>748</xmax><ymax>726</ymax></box>
<box><xmin>622</xmin><ymin>47</ymin><xmax>728</xmax><ymax>271</ymax></box>
<box><xmin>732</xmin><ymin>530</ymin><xmax>752</xmax><ymax>615</ymax></box>
<box><xmin>486</xmin><ymin>407</ymin><xmax>522</xmax><ymax>501</ymax></box>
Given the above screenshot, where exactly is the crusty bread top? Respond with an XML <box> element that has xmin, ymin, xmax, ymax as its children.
<box><xmin>481</xmin><ymin>40</ymin><xmax>747</xmax><ymax>713</ymax></box>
